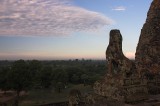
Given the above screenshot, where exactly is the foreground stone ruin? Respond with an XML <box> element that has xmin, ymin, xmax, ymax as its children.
<box><xmin>93</xmin><ymin>30</ymin><xmax>148</xmax><ymax>103</ymax></box>
<box><xmin>94</xmin><ymin>0</ymin><xmax>160</xmax><ymax>104</ymax></box>
<box><xmin>135</xmin><ymin>0</ymin><xmax>160</xmax><ymax>94</ymax></box>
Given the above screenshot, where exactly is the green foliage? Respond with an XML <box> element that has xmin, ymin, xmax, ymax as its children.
<box><xmin>55</xmin><ymin>82</ymin><xmax>64</xmax><ymax>93</ymax></box>
<box><xmin>7</xmin><ymin>60</ymin><xmax>33</xmax><ymax>106</ymax></box>
<box><xmin>0</xmin><ymin>66</ymin><xmax>10</xmax><ymax>92</ymax></box>
<box><xmin>88</xmin><ymin>74</ymin><xmax>102</xmax><ymax>84</ymax></box>
<box><xmin>28</xmin><ymin>60</ymin><xmax>42</xmax><ymax>78</ymax></box>
<box><xmin>28</xmin><ymin>60</ymin><xmax>42</xmax><ymax>71</ymax></box>
<box><xmin>0</xmin><ymin>59</ymin><xmax>106</xmax><ymax>90</ymax></box>
<box><xmin>80</xmin><ymin>74</ymin><xmax>89</xmax><ymax>86</ymax></box>
<box><xmin>0</xmin><ymin>59</ymin><xmax>106</xmax><ymax>106</ymax></box>
<box><xmin>52</xmin><ymin>69</ymin><xmax>69</xmax><ymax>85</ymax></box>
<box><xmin>38</xmin><ymin>66</ymin><xmax>53</xmax><ymax>88</ymax></box>
<box><xmin>27</xmin><ymin>60</ymin><xmax>43</xmax><ymax>89</ymax></box>
<box><xmin>65</xmin><ymin>67</ymin><xmax>85</xmax><ymax>84</ymax></box>
<box><xmin>71</xmin><ymin>74</ymin><xmax>80</xmax><ymax>83</ymax></box>
<box><xmin>8</xmin><ymin>60</ymin><xmax>32</xmax><ymax>92</ymax></box>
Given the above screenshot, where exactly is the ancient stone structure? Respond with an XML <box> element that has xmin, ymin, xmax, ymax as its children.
<box><xmin>135</xmin><ymin>0</ymin><xmax>160</xmax><ymax>94</ymax></box>
<box><xmin>94</xmin><ymin>30</ymin><xmax>148</xmax><ymax>103</ymax></box>
<box><xmin>136</xmin><ymin>0</ymin><xmax>160</xmax><ymax>76</ymax></box>
<box><xmin>94</xmin><ymin>0</ymin><xmax>160</xmax><ymax>103</ymax></box>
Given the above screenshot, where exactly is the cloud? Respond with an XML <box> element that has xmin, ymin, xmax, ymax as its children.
<box><xmin>0</xmin><ymin>0</ymin><xmax>114</xmax><ymax>37</ymax></box>
<box><xmin>112</xmin><ymin>6</ymin><xmax>126</xmax><ymax>11</ymax></box>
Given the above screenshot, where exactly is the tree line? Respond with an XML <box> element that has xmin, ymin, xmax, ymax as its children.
<box><xmin>0</xmin><ymin>59</ymin><xmax>106</xmax><ymax>106</ymax></box>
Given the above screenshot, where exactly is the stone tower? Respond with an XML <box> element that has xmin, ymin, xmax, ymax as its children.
<box><xmin>135</xmin><ymin>0</ymin><xmax>160</xmax><ymax>76</ymax></box>
<box><xmin>105</xmin><ymin>30</ymin><xmax>135</xmax><ymax>77</ymax></box>
<box><xmin>94</xmin><ymin>30</ymin><xmax>148</xmax><ymax>103</ymax></box>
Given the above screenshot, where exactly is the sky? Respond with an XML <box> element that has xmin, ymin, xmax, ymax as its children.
<box><xmin>0</xmin><ymin>0</ymin><xmax>152</xmax><ymax>60</ymax></box>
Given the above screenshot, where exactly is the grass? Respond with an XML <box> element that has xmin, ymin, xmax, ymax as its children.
<box><xmin>19</xmin><ymin>84</ymin><xmax>93</xmax><ymax>106</ymax></box>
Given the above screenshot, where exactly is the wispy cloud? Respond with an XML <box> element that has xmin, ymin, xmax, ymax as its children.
<box><xmin>112</xmin><ymin>6</ymin><xmax>126</xmax><ymax>11</ymax></box>
<box><xmin>0</xmin><ymin>0</ymin><xmax>114</xmax><ymax>37</ymax></box>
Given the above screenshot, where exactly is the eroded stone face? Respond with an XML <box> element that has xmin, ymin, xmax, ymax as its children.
<box><xmin>106</xmin><ymin>30</ymin><xmax>135</xmax><ymax>77</ymax></box>
<box><xmin>135</xmin><ymin>0</ymin><xmax>160</xmax><ymax>94</ymax></box>
<box><xmin>94</xmin><ymin>30</ymin><xmax>148</xmax><ymax>103</ymax></box>
<box><xmin>93</xmin><ymin>0</ymin><xmax>160</xmax><ymax>103</ymax></box>
<box><xmin>135</xmin><ymin>0</ymin><xmax>160</xmax><ymax>76</ymax></box>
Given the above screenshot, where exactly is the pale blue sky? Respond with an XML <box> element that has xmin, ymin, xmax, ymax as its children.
<box><xmin>0</xmin><ymin>0</ymin><xmax>152</xmax><ymax>60</ymax></box>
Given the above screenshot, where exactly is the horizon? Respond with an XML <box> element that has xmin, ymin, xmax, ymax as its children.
<box><xmin>0</xmin><ymin>0</ymin><xmax>152</xmax><ymax>60</ymax></box>
<box><xmin>0</xmin><ymin>58</ymin><xmax>135</xmax><ymax>61</ymax></box>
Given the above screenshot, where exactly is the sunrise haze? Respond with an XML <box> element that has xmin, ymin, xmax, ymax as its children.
<box><xmin>0</xmin><ymin>0</ymin><xmax>152</xmax><ymax>60</ymax></box>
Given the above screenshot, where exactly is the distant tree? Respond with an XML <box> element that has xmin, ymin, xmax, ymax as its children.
<box><xmin>71</xmin><ymin>74</ymin><xmax>79</xmax><ymax>84</ymax></box>
<box><xmin>55</xmin><ymin>82</ymin><xmax>64</xmax><ymax>93</ymax></box>
<box><xmin>88</xmin><ymin>74</ymin><xmax>101</xmax><ymax>84</ymax></box>
<box><xmin>81</xmin><ymin>74</ymin><xmax>89</xmax><ymax>86</ymax></box>
<box><xmin>52</xmin><ymin>69</ymin><xmax>69</xmax><ymax>86</ymax></box>
<box><xmin>8</xmin><ymin>60</ymin><xmax>32</xmax><ymax>106</ymax></box>
<box><xmin>38</xmin><ymin>66</ymin><xmax>53</xmax><ymax>88</ymax></box>
<box><xmin>66</xmin><ymin>67</ymin><xmax>84</xmax><ymax>83</ymax></box>
<box><xmin>28</xmin><ymin>60</ymin><xmax>42</xmax><ymax>75</ymax></box>
<box><xmin>28</xmin><ymin>60</ymin><xmax>42</xmax><ymax>88</ymax></box>
<box><xmin>0</xmin><ymin>66</ymin><xmax>10</xmax><ymax>94</ymax></box>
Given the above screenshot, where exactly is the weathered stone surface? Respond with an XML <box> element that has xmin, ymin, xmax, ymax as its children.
<box><xmin>93</xmin><ymin>30</ymin><xmax>148</xmax><ymax>103</ymax></box>
<box><xmin>135</xmin><ymin>0</ymin><xmax>160</xmax><ymax>76</ymax></box>
<box><xmin>105</xmin><ymin>30</ymin><xmax>135</xmax><ymax>77</ymax></box>
<box><xmin>68</xmin><ymin>89</ymin><xmax>82</xmax><ymax>106</ymax></box>
<box><xmin>93</xmin><ymin>0</ymin><xmax>160</xmax><ymax>104</ymax></box>
<box><xmin>135</xmin><ymin>0</ymin><xmax>160</xmax><ymax>94</ymax></box>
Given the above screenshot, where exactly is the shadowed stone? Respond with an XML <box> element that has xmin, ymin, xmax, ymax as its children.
<box><xmin>135</xmin><ymin>0</ymin><xmax>160</xmax><ymax>94</ymax></box>
<box><xmin>92</xmin><ymin>0</ymin><xmax>160</xmax><ymax>104</ymax></box>
<box><xmin>136</xmin><ymin>0</ymin><xmax>160</xmax><ymax>76</ymax></box>
<box><xmin>93</xmin><ymin>30</ymin><xmax>148</xmax><ymax>103</ymax></box>
<box><xmin>106</xmin><ymin>30</ymin><xmax>135</xmax><ymax>77</ymax></box>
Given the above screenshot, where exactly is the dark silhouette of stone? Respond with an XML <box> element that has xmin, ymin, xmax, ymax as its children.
<box><xmin>135</xmin><ymin>0</ymin><xmax>160</xmax><ymax>76</ymax></box>
<box><xmin>93</xmin><ymin>0</ymin><xmax>160</xmax><ymax>104</ymax></box>
<box><xmin>135</xmin><ymin>0</ymin><xmax>160</xmax><ymax>94</ymax></box>
<box><xmin>93</xmin><ymin>30</ymin><xmax>148</xmax><ymax>103</ymax></box>
<box><xmin>105</xmin><ymin>30</ymin><xmax>135</xmax><ymax>77</ymax></box>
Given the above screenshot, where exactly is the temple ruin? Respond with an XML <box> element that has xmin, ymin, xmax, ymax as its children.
<box><xmin>94</xmin><ymin>0</ymin><xmax>160</xmax><ymax>103</ymax></box>
<box><xmin>93</xmin><ymin>30</ymin><xmax>148</xmax><ymax>103</ymax></box>
<box><xmin>135</xmin><ymin>0</ymin><xmax>160</xmax><ymax>94</ymax></box>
